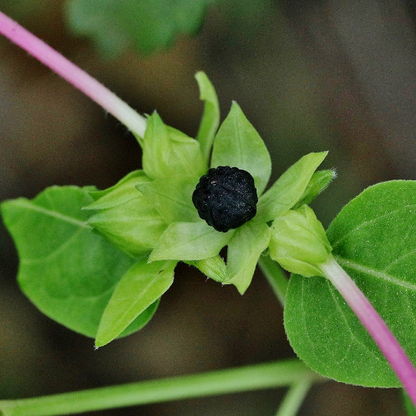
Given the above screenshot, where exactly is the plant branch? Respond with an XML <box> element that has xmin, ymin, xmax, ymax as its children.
<box><xmin>0</xmin><ymin>359</ymin><xmax>325</xmax><ymax>416</ymax></box>
<box><xmin>0</xmin><ymin>11</ymin><xmax>147</xmax><ymax>138</ymax></box>
<box><xmin>320</xmin><ymin>256</ymin><xmax>416</xmax><ymax>406</ymax></box>
<box><xmin>259</xmin><ymin>255</ymin><xmax>289</xmax><ymax>307</ymax></box>
<box><xmin>275</xmin><ymin>379</ymin><xmax>314</xmax><ymax>416</ymax></box>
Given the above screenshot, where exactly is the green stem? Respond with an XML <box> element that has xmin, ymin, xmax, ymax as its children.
<box><xmin>0</xmin><ymin>360</ymin><xmax>323</xmax><ymax>416</ymax></box>
<box><xmin>275</xmin><ymin>379</ymin><xmax>314</xmax><ymax>416</ymax></box>
<box><xmin>402</xmin><ymin>389</ymin><xmax>416</xmax><ymax>416</ymax></box>
<box><xmin>258</xmin><ymin>255</ymin><xmax>289</xmax><ymax>306</ymax></box>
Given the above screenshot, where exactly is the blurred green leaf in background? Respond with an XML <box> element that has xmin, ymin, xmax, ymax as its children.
<box><xmin>65</xmin><ymin>0</ymin><xmax>217</xmax><ymax>56</ymax></box>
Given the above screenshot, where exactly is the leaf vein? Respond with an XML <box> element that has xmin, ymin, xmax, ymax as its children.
<box><xmin>21</xmin><ymin>228</ymin><xmax>86</xmax><ymax>263</ymax></box>
<box><xmin>336</xmin><ymin>257</ymin><xmax>416</xmax><ymax>292</ymax></box>
<box><xmin>329</xmin><ymin>280</ymin><xmax>381</xmax><ymax>363</ymax></box>
<box><xmin>15</xmin><ymin>200</ymin><xmax>91</xmax><ymax>228</ymax></box>
<box><xmin>331</xmin><ymin>204</ymin><xmax>416</xmax><ymax>248</ymax></box>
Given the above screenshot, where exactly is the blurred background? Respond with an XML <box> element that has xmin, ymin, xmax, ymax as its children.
<box><xmin>0</xmin><ymin>0</ymin><xmax>414</xmax><ymax>414</ymax></box>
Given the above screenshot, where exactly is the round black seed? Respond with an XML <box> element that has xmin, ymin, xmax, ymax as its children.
<box><xmin>192</xmin><ymin>166</ymin><xmax>258</xmax><ymax>232</ymax></box>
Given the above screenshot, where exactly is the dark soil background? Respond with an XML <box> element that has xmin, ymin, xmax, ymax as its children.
<box><xmin>1</xmin><ymin>1</ymin><xmax>415</xmax><ymax>414</ymax></box>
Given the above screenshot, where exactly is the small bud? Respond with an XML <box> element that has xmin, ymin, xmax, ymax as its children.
<box><xmin>269</xmin><ymin>205</ymin><xmax>332</xmax><ymax>277</ymax></box>
<box><xmin>192</xmin><ymin>166</ymin><xmax>258</xmax><ymax>232</ymax></box>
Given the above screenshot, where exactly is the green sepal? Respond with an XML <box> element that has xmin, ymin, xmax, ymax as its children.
<box><xmin>136</xmin><ymin>174</ymin><xmax>200</xmax><ymax>224</ymax></box>
<box><xmin>293</xmin><ymin>169</ymin><xmax>337</xmax><ymax>209</ymax></box>
<box><xmin>85</xmin><ymin>171</ymin><xmax>167</xmax><ymax>256</ymax></box>
<box><xmin>87</xmin><ymin>170</ymin><xmax>146</xmax><ymax>202</ymax></box>
<box><xmin>211</xmin><ymin>102</ymin><xmax>271</xmax><ymax>195</ymax></box>
<box><xmin>186</xmin><ymin>255</ymin><xmax>228</xmax><ymax>283</ymax></box>
<box><xmin>256</xmin><ymin>152</ymin><xmax>328</xmax><ymax>223</ymax></box>
<box><xmin>195</xmin><ymin>71</ymin><xmax>220</xmax><ymax>166</ymax></box>
<box><xmin>95</xmin><ymin>258</ymin><xmax>176</xmax><ymax>347</ymax></box>
<box><xmin>118</xmin><ymin>300</ymin><xmax>160</xmax><ymax>338</ymax></box>
<box><xmin>142</xmin><ymin>112</ymin><xmax>205</xmax><ymax>179</ymax></box>
<box><xmin>269</xmin><ymin>205</ymin><xmax>332</xmax><ymax>277</ymax></box>
<box><xmin>225</xmin><ymin>221</ymin><xmax>271</xmax><ymax>294</ymax></box>
<box><xmin>149</xmin><ymin>221</ymin><xmax>234</xmax><ymax>261</ymax></box>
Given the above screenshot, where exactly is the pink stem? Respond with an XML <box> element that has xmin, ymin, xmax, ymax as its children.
<box><xmin>321</xmin><ymin>257</ymin><xmax>416</xmax><ymax>406</ymax></box>
<box><xmin>0</xmin><ymin>11</ymin><xmax>147</xmax><ymax>138</ymax></box>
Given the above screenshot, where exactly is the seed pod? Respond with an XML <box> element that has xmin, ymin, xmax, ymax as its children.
<box><xmin>192</xmin><ymin>166</ymin><xmax>258</xmax><ymax>232</ymax></box>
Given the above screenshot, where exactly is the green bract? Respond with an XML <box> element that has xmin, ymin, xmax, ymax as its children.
<box><xmin>269</xmin><ymin>205</ymin><xmax>332</xmax><ymax>277</ymax></box>
<box><xmin>85</xmin><ymin>170</ymin><xmax>167</xmax><ymax>256</ymax></box>
<box><xmin>1</xmin><ymin>72</ymin><xmax>333</xmax><ymax>346</ymax></box>
<box><xmin>141</xmin><ymin>113</ymin><xmax>206</xmax><ymax>179</ymax></box>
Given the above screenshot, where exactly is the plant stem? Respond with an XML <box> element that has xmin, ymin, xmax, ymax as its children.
<box><xmin>259</xmin><ymin>255</ymin><xmax>288</xmax><ymax>307</ymax></box>
<box><xmin>0</xmin><ymin>11</ymin><xmax>147</xmax><ymax>138</ymax></box>
<box><xmin>320</xmin><ymin>256</ymin><xmax>416</xmax><ymax>407</ymax></box>
<box><xmin>275</xmin><ymin>379</ymin><xmax>314</xmax><ymax>416</ymax></box>
<box><xmin>402</xmin><ymin>389</ymin><xmax>416</xmax><ymax>416</ymax></box>
<box><xmin>0</xmin><ymin>359</ymin><xmax>324</xmax><ymax>416</ymax></box>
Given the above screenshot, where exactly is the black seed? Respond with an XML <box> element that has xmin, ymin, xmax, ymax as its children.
<box><xmin>192</xmin><ymin>166</ymin><xmax>258</xmax><ymax>232</ymax></box>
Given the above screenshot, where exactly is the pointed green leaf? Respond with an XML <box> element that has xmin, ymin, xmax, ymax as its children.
<box><xmin>0</xmin><ymin>186</ymin><xmax>138</xmax><ymax>338</ymax></box>
<box><xmin>257</xmin><ymin>152</ymin><xmax>328</xmax><ymax>223</ymax></box>
<box><xmin>186</xmin><ymin>255</ymin><xmax>228</xmax><ymax>282</ymax></box>
<box><xmin>136</xmin><ymin>175</ymin><xmax>200</xmax><ymax>224</ymax></box>
<box><xmin>225</xmin><ymin>221</ymin><xmax>270</xmax><ymax>294</ymax></box>
<box><xmin>96</xmin><ymin>258</ymin><xmax>176</xmax><ymax>347</ymax></box>
<box><xmin>150</xmin><ymin>221</ymin><xmax>233</xmax><ymax>261</ymax></box>
<box><xmin>86</xmin><ymin>171</ymin><xmax>167</xmax><ymax>256</ymax></box>
<box><xmin>195</xmin><ymin>71</ymin><xmax>220</xmax><ymax>165</ymax></box>
<box><xmin>142</xmin><ymin>113</ymin><xmax>205</xmax><ymax>179</ymax></box>
<box><xmin>87</xmin><ymin>170</ymin><xmax>148</xmax><ymax>202</ymax></box>
<box><xmin>118</xmin><ymin>299</ymin><xmax>160</xmax><ymax>338</ymax></box>
<box><xmin>211</xmin><ymin>102</ymin><xmax>271</xmax><ymax>195</ymax></box>
<box><xmin>285</xmin><ymin>180</ymin><xmax>416</xmax><ymax>387</ymax></box>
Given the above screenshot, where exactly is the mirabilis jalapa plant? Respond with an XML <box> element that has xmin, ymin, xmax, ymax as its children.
<box><xmin>1</xmin><ymin>11</ymin><xmax>416</xmax><ymax>414</ymax></box>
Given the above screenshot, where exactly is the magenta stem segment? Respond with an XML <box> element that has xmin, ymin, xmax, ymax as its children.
<box><xmin>0</xmin><ymin>11</ymin><xmax>147</xmax><ymax>138</ymax></box>
<box><xmin>320</xmin><ymin>257</ymin><xmax>416</xmax><ymax>406</ymax></box>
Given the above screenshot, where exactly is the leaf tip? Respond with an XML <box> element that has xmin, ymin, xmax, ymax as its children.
<box><xmin>94</xmin><ymin>336</ymin><xmax>110</xmax><ymax>349</ymax></box>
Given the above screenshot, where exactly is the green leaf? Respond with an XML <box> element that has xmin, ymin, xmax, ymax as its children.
<box><xmin>96</xmin><ymin>258</ymin><xmax>176</xmax><ymax>347</ymax></box>
<box><xmin>195</xmin><ymin>71</ymin><xmax>220</xmax><ymax>165</ymax></box>
<box><xmin>85</xmin><ymin>171</ymin><xmax>167</xmax><ymax>256</ymax></box>
<box><xmin>257</xmin><ymin>152</ymin><xmax>327</xmax><ymax>223</ymax></box>
<box><xmin>0</xmin><ymin>186</ymin><xmax>140</xmax><ymax>338</ymax></box>
<box><xmin>285</xmin><ymin>180</ymin><xmax>416</xmax><ymax>387</ymax></box>
<box><xmin>136</xmin><ymin>175</ymin><xmax>200</xmax><ymax>224</ymax></box>
<box><xmin>149</xmin><ymin>221</ymin><xmax>233</xmax><ymax>261</ymax></box>
<box><xmin>211</xmin><ymin>102</ymin><xmax>271</xmax><ymax>195</ymax></box>
<box><xmin>65</xmin><ymin>0</ymin><xmax>215</xmax><ymax>56</ymax></box>
<box><xmin>142</xmin><ymin>112</ymin><xmax>205</xmax><ymax>180</ymax></box>
<box><xmin>226</xmin><ymin>221</ymin><xmax>270</xmax><ymax>294</ymax></box>
<box><xmin>293</xmin><ymin>169</ymin><xmax>336</xmax><ymax>209</ymax></box>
